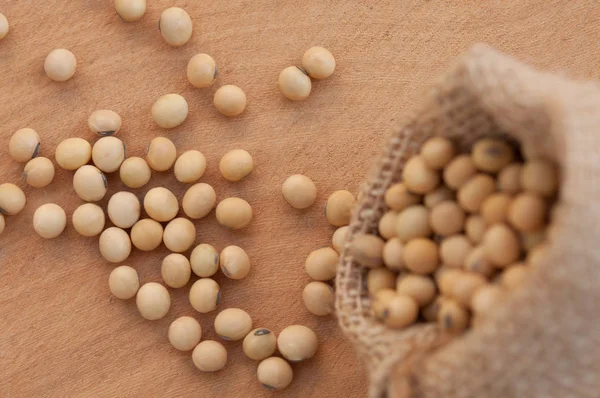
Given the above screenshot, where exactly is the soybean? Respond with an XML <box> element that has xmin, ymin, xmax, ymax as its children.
<box><xmin>508</xmin><ymin>193</ymin><xmax>547</xmax><ymax>232</ymax></box>
<box><xmin>449</xmin><ymin>272</ymin><xmax>487</xmax><ymax>307</ymax></box>
<box><xmin>443</xmin><ymin>155</ymin><xmax>477</xmax><ymax>190</ymax></box>
<box><xmin>367</xmin><ymin>268</ymin><xmax>396</xmax><ymax>294</ymax></box>
<box><xmin>481</xmin><ymin>193</ymin><xmax>512</xmax><ymax>225</ymax></box>
<box><xmin>278</xmin><ymin>66</ymin><xmax>311</xmax><ymax>101</ymax></box>
<box><xmin>120</xmin><ymin>157</ymin><xmax>151</xmax><ymax>188</ymax></box>
<box><xmin>439</xmin><ymin>235</ymin><xmax>472</xmax><ymax>268</ymax></box>
<box><xmin>33</xmin><ymin>203</ymin><xmax>67</xmax><ymax>239</ymax></box>
<box><xmin>464</xmin><ymin>246</ymin><xmax>495</xmax><ymax>277</ymax></box>
<box><xmin>0</xmin><ymin>13</ymin><xmax>8</xmax><ymax>39</ymax></box>
<box><xmin>498</xmin><ymin>163</ymin><xmax>522</xmax><ymax>194</ymax></box>
<box><xmin>92</xmin><ymin>136</ymin><xmax>125</xmax><ymax>173</ymax></box>
<box><xmin>214</xmin><ymin>308</ymin><xmax>252</xmax><ymax>341</ymax></box>
<box><xmin>24</xmin><ymin>157</ymin><xmax>55</xmax><ymax>188</ymax></box>
<box><xmin>72</xmin><ymin>203</ymin><xmax>105</xmax><ymax>237</ymax></box>
<box><xmin>302</xmin><ymin>281</ymin><xmax>335</xmax><ymax>316</ymax></box>
<box><xmin>159</xmin><ymin>7</ymin><xmax>192</xmax><ymax>47</ymax></box>
<box><xmin>470</xmin><ymin>285</ymin><xmax>504</xmax><ymax>315</ymax></box>
<box><xmin>182</xmin><ymin>183</ymin><xmax>217</xmax><ymax>219</ymax></box>
<box><xmin>402</xmin><ymin>156</ymin><xmax>440</xmax><ymax>194</ymax></box>
<box><xmin>277</xmin><ymin>325</ymin><xmax>318</xmax><ymax>362</ymax></box>
<box><xmin>88</xmin><ymin>110</ymin><xmax>122</xmax><ymax>136</ymax></box>
<box><xmin>174</xmin><ymin>150</ymin><xmax>206</xmax><ymax>183</ymax></box>
<box><xmin>136</xmin><ymin>282</ymin><xmax>171</xmax><ymax>320</ymax></box>
<box><xmin>44</xmin><ymin>49</ymin><xmax>76</xmax><ymax>82</ymax></box>
<box><xmin>9</xmin><ymin>128</ymin><xmax>40</xmax><ymax>162</ymax></box>
<box><xmin>384</xmin><ymin>183</ymin><xmax>421</xmax><ymax>211</ymax></box>
<box><xmin>187</xmin><ymin>53</ymin><xmax>217</xmax><ymax>88</ymax></box>
<box><xmin>438</xmin><ymin>299</ymin><xmax>469</xmax><ymax>333</ymax></box>
<box><xmin>403</xmin><ymin>238</ymin><xmax>439</xmax><ymax>275</ymax></box>
<box><xmin>99</xmin><ymin>227</ymin><xmax>131</xmax><ymax>263</ymax></box>
<box><xmin>483</xmin><ymin>224</ymin><xmax>521</xmax><ymax>267</ymax></box>
<box><xmin>521</xmin><ymin>159</ymin><xmax>558</xmax><ymax>197</ymax></box>
<box><xmin>372</xmin><ymin>289</ymin><xmax>396</xmax><ymax>320</ymax></box>
<box><xmin>108</xmin><ymin>265</ymin><xmax>140</xmax><ymax>299</ymax></box>
<box><xmin>163</xmin><ymin>218</ymin><xmax>196</xmax><ymax>253</ymax></box>
<box><xmin>429</xmin><ymin>201</ymin><xmax>465</xmax><ymax>236</ymax></box>
<box><xmin>219</xmin><ymin>149</ymin><xmax>253</xmax><ymax>181</ymax></box>
<box><xmin>424</xmin><ymin>185</ymin><xmax>454</xmax><ymax>209</ymax></box>
<box><xmin>396</xmin><ymin>205</ymin><xmax>431</xmax><ymax>242</ymax></box>
<box><xmin>282</xmin><ymin>174</ymin><xmax>317</xmax><ymax>209</ymax></box>
<box><xmin>395</xmin><ymin>274</ymin><xmax>436</xmax><ymax>307</ymax></box>
<box><xmin>420</xmin><ymin>137</ymin><xmax>456</xmax><ymax>170</ymax></box>
<box><xmin>382</xmin><ymin>294</ymin><xmax>419</xmax><ymax>329</ymax></box>
<box><xmin>107</xmin><ymin>191</ymin><xmax>140</xmax><ymax>229</ymax></box>
<box><xmin>465</xmin><ymin>215</ymin><xmax>487</xmax><ymax>244</ymax></box>
<box><xmin>382</xmin><ymin>238</ymin><xmax>405</xmax><ymax>271</ymax></box>
<box><xmin>130</xmin><ymin>219</ymin><xmax>163</xmax><ymax>251</ymax></box>
<box><xmin>220</xmin><ymin>245</ymin><xmax>251</xmax><ymax>279</ymax></box>
<box><xmin>243</xmin><ymin>329</ymin><xmax>277</xmax><ymax>361</ymax></box>
<box><xmin>190</xmin><ymin>244</ymin><xmax>219</xmax><ymax>277</ymax></box>
<box><xmin>213</xmin><ymin>85</ymin><xmax>247</xmax><ymax>116</ymax></box>
<box><xmin>472</xmin><ymin>138</ymin><xmax>515</xmax><ymax>173</ymax></box>
<box><xmin>257</xmin><ymin>357</ymin><xmax>294</xmax><ymax>391</ymax></box>
<box><xmin>378</xmin><ymin>211</ymin><xmax>398</xmax><ymax>240</ymax></box>
<box><xmin>168</xmin><ymin>316</ymin><xmax>202</xmax><ymax>351</ymax></box>
<box><xmin>55</xmin><ymin>138</ymin><xmax>92</xmax><ymax>170</ymax></box>
<box><xmin>302</xmin><ymin>46</ymin><xmax>336</xmax><ymax>79</ymax></box>
<box><xmin>457</xmin><ymin>174</ymin><xmax>496</xmax><ymax>213</ymax></box>
<box><xmin>215</xmin><ymin>197</ymin><xmax>252</xmax><ymax>229</ymax></box>
<box><xmin>143</xmin><ymin>187</ymin><xmax>179</xmax><ymax>222</ymax></box>
<box><xmin>146</xmin><ymin>137</ymin><xmax>177</xmax><ymax>171</ymax></box>
<box><xmin>305</xmin><ymin>247</ymin><xmax>338</xmax><ymax>281</ymax></box>
<box><xmin>501</xmin><ymin>263</ymin><xmax>530</xmax><ymax>288</ymax></box>
<box><xmin>161</xmin><ymin>253</ymin><xmax>192</xmax><ymax>288</ymax></box>
<box><xmin>325</xmin><ymin>190</ymin><xmax>355</xmax><ymax>227</ymax></box>
<box><xmin>189</xmin><ymin>278</ymin><xmax>221</xmax><ymax>313</ymax></box>
<box><xmin>152</xmin><ymin>94</ymin><xmax>188</xmax><ymax>128</ymax></box>
<box><xmin>331</xmin><ymin>225</ymin><xmax>349</xmax><ymax>253</ymax></box>
<box><xmin>0</xmin><ymin>183</ymin><xmax>26</xmax><ymax>215</ymax></box>
<box><xmin>115</xmin><ymin>0</ymin><xmax>146</xmax><ymax>22</ymax></box>
<box><xmin>192</xmin><ymin>341</ymin><xmax>227</xmax><ymax>372</ymax></box>
<box><xmin>349</xmin><ymin>233</ymin><xmax>385</xmax><ymax>268</ymax></box>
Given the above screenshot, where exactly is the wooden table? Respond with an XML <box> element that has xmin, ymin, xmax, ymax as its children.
<box><xmin>1</xmin><ymin>1</ymin><xmax>598</xmax><ymax>397</ymax></box>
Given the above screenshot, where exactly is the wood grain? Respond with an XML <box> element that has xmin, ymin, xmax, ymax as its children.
<box><xmin>0</xmin><ymin>1</ymin><xmax>599</xmax><ymax>397</ymax></box>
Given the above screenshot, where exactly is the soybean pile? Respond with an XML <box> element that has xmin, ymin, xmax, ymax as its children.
<box><xmin>348</xmin><ymin>136</ymin><xmax>559</xmax><ymax>333</ymax></box>
<box><xmin>0</xmin><ymin>2</ymin><xmax>339</xmax><ymax>392</ymax></box>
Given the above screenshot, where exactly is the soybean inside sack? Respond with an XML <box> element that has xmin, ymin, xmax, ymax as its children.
<box><xmin>335</xmin><ymin>44</ymin><xmax>600</xmax><ymax>398</ymax></box>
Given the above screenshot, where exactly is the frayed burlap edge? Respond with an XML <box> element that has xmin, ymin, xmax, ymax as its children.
<box><xmin>336</xmin><ymin>44</ymin><xmax>600</xmax><ymax>398</ymax></box>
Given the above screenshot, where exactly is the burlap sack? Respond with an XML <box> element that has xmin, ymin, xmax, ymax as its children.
<box><xmin>335</xmin><ymin>44</ymin><xmax>600</xmax><ymax>398</ymax></box>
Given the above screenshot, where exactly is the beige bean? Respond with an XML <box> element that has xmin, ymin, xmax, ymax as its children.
<box><xmin>402</xmin><ymin>156</ymin><xmax>440</xmax><ymax>194</ymax></box>
<box><xmin>302</xmin><ymin>281</ymin><xmax>335</xmax><ymax>316</ymax></box>
<box><xmin>174</xmin><ymin>150</ymin><xmax>206</xmax><ymax>183</ymax></box>
<box><xmin>215</xmin><ymin>197</ymin><xmax>252</xmax><ymax>229</ymax></box>
<box><xmin>420</xmin><ymin>137</ymin><xmax>456</xmax><ymax>170</ymax></box>
<box><xmin>168</xmin><ymin>316</ymin><xmax>201</xmax><ymax>351</ymax></box>
<box><xmin>325</xmin><ymin>190</ymin><xmax>355</xmax><ymax>227</ymax></box>
<box><xmin>9</xmin><ymin>128</ymin><xmax>40</xmax><ymax>163</ymax></box>
<box><xmin>189</xmin><ymin>278</ymin><xmax>221</xmax><ymax>313</ymax></box>
<box><xmin>119</xmin><ymin>157</ymin><xmax>151</xmax><ymax>189</ymax></box>
<box><xmin>136</xmin><ymin>282</ymin><xmax>171</xmax><ymax>320</ymax></box>
<box><xmin>220</xmin><ymin>245</ymin><xmax>251</xmax><ymax>280</ymax></box>
<box><xmin>384</xmin><ymin>183</ymin><xmax>421</xmax><ymax>211</ymax></box>
<box><xmin>277</xmin><ymin>325</ymin><xmax>318</xmax><ymax>362</ymax></box>
<box><xmin>55</xmin><ymin>138</ymin><xmax>91</xmax><ymax>170</ymax></box>
<box><xmin>349</xmin><ymin>233</ymin><xmax>385</xmax><ymax>268</ymax></box>
<box><xmin>130</xmin><ymin>219</ymin><xmax>163</xmax><ymax>251</ymax></box>
<box><xmin>163</xmin><ymin>218</ymin><xmax>196</xmax><ymax>253</ymax></box>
